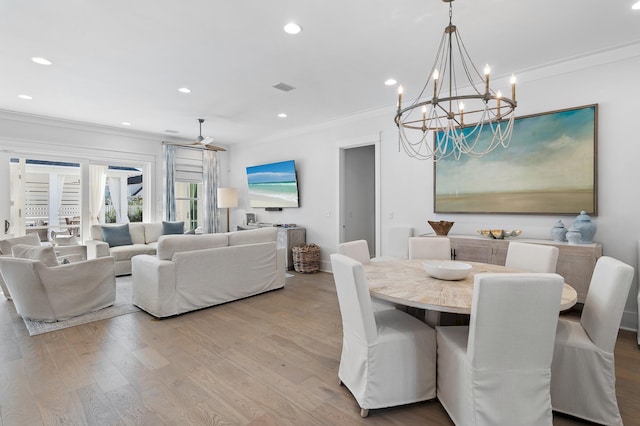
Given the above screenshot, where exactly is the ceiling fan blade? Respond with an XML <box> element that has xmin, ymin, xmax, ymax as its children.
<box><xmin>204</xmin><ymin>144</ymin><xmax>226</xmax><ymax>152</ymax></box>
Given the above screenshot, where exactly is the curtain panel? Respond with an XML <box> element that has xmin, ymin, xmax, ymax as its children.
<box><xmin>163</xmin><ymin>144</ymin><xmax>176</xmax><ymax>221</ymax></box>
<box><xmin>203</xmin><ymin>149</ymin><xmax>219</xmax><ymax>234</ymax></box>
<box><xmin>89</xmin><ymin>165</ymin><xmax>107</xmax><ymax>225</ymax></box>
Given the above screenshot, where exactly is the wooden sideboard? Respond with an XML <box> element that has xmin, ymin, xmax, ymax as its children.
<box><xmin>448</xmin><ymin>235</ymin><xmax>602</xmax><ymax>304</ymax></box>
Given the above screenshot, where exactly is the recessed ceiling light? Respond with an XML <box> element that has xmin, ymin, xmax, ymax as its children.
<box><xmin>283</xmin><ymin>22</ymin><xmax>302</xmax><ymax>35</ymax></box>
<box><xmin>18</xmin><ymin>94</ymin><xmax>33</xmax><ymax>100</ymax></box>
<box><xmin>31</xmin><ymin>57</ymin><xmax>52</xmax><ymax>65</ymax></box>
<box><xmin>178</xmin><ymin>87</ymin><xmax>192</xmax><ymax>93</ymax></box>
<box><xmin>633</xmin><ymin>1</ymin><xmax>640</xmax><ymax>9</ymax></box>
<box><xmin>385</xmin><ymin>78</ymin><xmax>398</xmax><ymax>86</ymax></box>
<box><xmin>121</xmin><ymin>122</ymin><xmax>132</xmax><ymax>126</ymax></box>
<box><xmin>278</xmin><ymin>113</ymin><xmax>288</xmax><ymax>118</ymax></box>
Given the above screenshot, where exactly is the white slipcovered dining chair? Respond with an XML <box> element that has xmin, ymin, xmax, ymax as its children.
<box><xmin>338</xmin><ymin>240</ymin><xmax>395</xmax><ymax>311</ymax></box>
<box><xmin>637</xmin><ymin>241</ymin><xmax>640</xmax><ymax>346</ymax></box>
<box><xmin>408</xmin><ymin>236</ymin><xmax>451</xmax><ymax>260</ymax></box>
<box><xmin>330</xmin><ymin>254</ymin><xmax>437</xmax><ymax>417</ymax></box>
<box><xmin>337</xmin><ymin>240</ymin><xmax>371</xmax><ymax>264</ymax></box>
<box><xmin>550</xmin><ymin>256</ymin><xmax>634</xmax><ymax>426</ymax></box>
<box><xmin>437</xmin><ymin>273</ymin><xmax>564</xmax><ymax>426</ymax></box>
<box><xmin>505</xmin><ymin>241</ymin><xmax>559</xmax><ymax>273</ymax></box>
<box><xmin>372</xmin><ymin>226</ymin><xmax>413</xmax><ymax>261</ymax></box>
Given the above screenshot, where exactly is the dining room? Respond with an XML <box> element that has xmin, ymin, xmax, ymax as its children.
<box><xmin>332</xmin><ymin>236</ymin><xmax>633</xmax><ymax>425</ymax></box>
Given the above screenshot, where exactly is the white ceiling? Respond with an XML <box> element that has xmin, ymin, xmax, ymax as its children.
<box><xmin>1</xmin><ymin>0</ymin><xmax>639</xmax><ymax>146</ymax></box>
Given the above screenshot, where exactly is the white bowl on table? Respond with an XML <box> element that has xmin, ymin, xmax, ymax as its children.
<box><xmin>422</xmin><ymin>260</ymin><xmax>472</xmax><ymax>281</ymax></box>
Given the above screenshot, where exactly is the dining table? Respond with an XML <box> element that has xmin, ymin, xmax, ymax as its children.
<box><xmin>364</xmin><ymin>259</ymin><xmax>578</xmax><ymax>326</ymax></box>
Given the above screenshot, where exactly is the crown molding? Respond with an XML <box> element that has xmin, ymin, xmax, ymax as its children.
<box><xmin>0</xmin><ymin>109</ymin><xmax>191</xmax><ymax>144</ymax></box>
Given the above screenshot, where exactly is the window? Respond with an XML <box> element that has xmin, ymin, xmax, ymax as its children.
<box><xmin>175</xmin><ymin>182</ymin><xmax>202</xmax><ymax>231</ymax></box>
<box><xmin>165</xmin><ymin>145</ymin><xmax>219</xmax><ymax>233</ymax></box>
<box><xmin>104</xmin><ymin>166</ymin><xmax>144</xmax><ymax>223</ymax></box>
<box><xmin>173</xmin><ymin>147</ymin><xmax>206</xmax><ymax>232</ymax></box>
<box><xmin>11</xmin><ymin>158</ymin><xmax>81</xmax><ymax>241</ymax></box>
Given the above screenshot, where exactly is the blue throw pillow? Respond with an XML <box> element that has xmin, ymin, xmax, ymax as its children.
<box><xmin>101</xmin><ymin>224</ymin><xmax>133</xmax><ymax>247</ymax></box>
<box><xmin>162</xmin><ymin>221</ymin><xmax>185</xmax><ymax>235</ymax></box>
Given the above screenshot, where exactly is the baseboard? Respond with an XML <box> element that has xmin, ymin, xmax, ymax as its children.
<box><xmin>620</xmin><ymin>310</ymin><xmax>638</xmax><ymax>333</ymax></box>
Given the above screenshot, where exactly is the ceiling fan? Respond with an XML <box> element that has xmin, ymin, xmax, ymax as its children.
<box><xmin>184</xmin><ymin>118</ymin><xmax>226</xmax><ymax>151</ymax></box>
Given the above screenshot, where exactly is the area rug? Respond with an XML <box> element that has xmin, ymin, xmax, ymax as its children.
<box><xmin>23</xmin><ymin>276</ymin><xmax>140</xmax><ymax>336</ymax></box>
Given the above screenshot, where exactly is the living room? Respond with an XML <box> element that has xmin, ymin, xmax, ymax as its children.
<box><xmin>2</xmin><ymin>29</ymin><xmax>640</xmax><ymax>329</ymax></box>
<box><xmin>1</xmin><ymin>1</ymin><xmax>640</xmax><ymax>423</ymax></box>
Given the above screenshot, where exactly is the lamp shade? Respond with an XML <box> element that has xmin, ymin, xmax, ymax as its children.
<box><xmin>217</xmin><ymin>187</ymin><xmax>238</xmax><ymax>208</ymax></box>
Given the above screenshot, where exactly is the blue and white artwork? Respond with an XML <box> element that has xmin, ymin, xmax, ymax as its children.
<box><xmin>246</xmin><ymin>160</ymin><xmax>300</xmax><ymax>208</ymax></box>
<box><xmin>435</xmin><ymin>104</ymin><xmax>597</xmax><ymax>214</ymax></box>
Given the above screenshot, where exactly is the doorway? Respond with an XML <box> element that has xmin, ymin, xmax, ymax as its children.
<box><xmin>339</xmin><ymin>140</ymin><xmax>380</xmax><ymax>257</ymax></box>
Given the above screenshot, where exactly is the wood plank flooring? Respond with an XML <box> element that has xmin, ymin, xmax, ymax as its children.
<box><xmin>1</xmin><ymin>271</ymin><xmax>639</xmax><ymax>425</ymax></box>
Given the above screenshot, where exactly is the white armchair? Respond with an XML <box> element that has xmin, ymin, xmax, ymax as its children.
<box><xmin>551</xmin><ymin>256</ymin><xmax>634</xmax><ymax>425</ymax></box>
<box><xmin>437</xmin><ymin>273</ymin><xmax>564</xmax><ymax>425</ymax></box>
<box><xmin>0</xmin><ymin>233</ymin><xmax>42</xmax><ymax>300</ymax></box>
<box><xmin>330</xmin><ymin>254</ymin><xmax>437</xmax><ymax>417</ymax></box>
<box><xmin>0</xmin><ymin>254</ymin><xmax>115</xmax><ymax>322</ymax></box>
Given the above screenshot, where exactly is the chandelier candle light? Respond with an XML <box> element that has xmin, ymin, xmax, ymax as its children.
<box><xmin>395</xmin><ymin>0</ymin><xmax>517</xmax><ymax>161</ymax></box>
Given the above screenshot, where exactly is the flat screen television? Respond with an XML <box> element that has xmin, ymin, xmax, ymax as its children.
<box><xmin>246</xmin><ymin>160</ymin><xmax>300</xmax><ymax>208</ymax></box>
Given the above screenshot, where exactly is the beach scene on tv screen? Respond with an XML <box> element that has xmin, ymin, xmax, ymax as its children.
<box><xmin>246</xmin><ymin>160</ymin><xmax>299</xmax><ymax>208</ymax></box>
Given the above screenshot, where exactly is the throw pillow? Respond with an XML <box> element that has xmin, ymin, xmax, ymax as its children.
<box><xmin>101</xmin><ymin>224</ymin><xmax>133</xmax><ymax>247</ymax></box>
<box><xmin>11</xmin><ymin>244</ymin><xmax>60</xmax><ymax>267</ymax></box>
<box><xmin>0</xmin><ymin>232</ymin><xmax>41</xmax><ymax>255</ymax></box>
<box><xmin>162</xmin><ymin>221</ymin><xmax>185</xmax><ymax>235</ymax></box>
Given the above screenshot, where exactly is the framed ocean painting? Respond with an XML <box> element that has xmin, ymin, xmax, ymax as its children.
<box><xmin>246</xmin><ymin>160</ymin><xmax>300</xmax><ymax>208</ymax></box>
<box><xmin>434</xmin><ymin>104</ymin><xmax>598</xmax><ymax>215</ymax></box>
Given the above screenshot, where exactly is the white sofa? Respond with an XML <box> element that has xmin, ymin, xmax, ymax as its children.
<box><xmin>86</xmin><ymin>222</ymin><xmax>164</xmax><ymax>276</ymax></box>
<box><xmin>131</xmin><ymin>227</ymin><xmax>286</xmax><ymax>318</ymax></box>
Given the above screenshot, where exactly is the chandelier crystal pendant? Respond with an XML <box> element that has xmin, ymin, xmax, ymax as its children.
<box><xmin>395</xmin><ymin>0</ymin><xmax>517</xmax><ymax>161</ymax></box>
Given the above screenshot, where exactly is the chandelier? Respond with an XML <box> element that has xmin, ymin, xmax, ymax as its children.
<box><xmin>395</xmin><ymin>0</ymin><xmax>517</xmax><ymax>161</ymax></box>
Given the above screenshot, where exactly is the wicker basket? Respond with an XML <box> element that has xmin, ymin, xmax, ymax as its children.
<box><xmin>292</xmin><ymin>243</ymin><xmax>320</xmax><ymax>273</ymax></box>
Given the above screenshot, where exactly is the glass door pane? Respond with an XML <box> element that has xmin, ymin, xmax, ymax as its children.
<box><xmin>175</xmin><ymin>182</ymin><xmax>202</xmax><ymax>231</ymax></box>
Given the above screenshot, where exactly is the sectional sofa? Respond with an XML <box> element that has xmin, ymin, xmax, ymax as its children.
<box><xmin>86</xmin><ymin>222</ymin><xmax>165</xmax><ymax>276</ymax></box>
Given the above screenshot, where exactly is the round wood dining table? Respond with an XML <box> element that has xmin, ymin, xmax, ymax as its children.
<box><xmin>364</xmin><ymin>259</ymin><xmax>578</xmax><ymax>317</ymax></box>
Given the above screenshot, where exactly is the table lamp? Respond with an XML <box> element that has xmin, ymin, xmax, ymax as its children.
<box><xmin>217</xmin><ymin>187</ymin><xmax>238</xmax><ymax>232</ymax></box>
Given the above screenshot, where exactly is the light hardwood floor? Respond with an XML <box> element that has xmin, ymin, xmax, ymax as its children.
<box><xmin>1</xmin><ymin>271</ymin><xmax>639</xmax><ymax>425</ymax></box>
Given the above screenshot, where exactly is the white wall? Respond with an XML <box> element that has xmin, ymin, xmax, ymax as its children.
<box><xmin>228</xmin><ymin>48</ymin><xmax>640</xmax><ymax>330</ymax></box>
